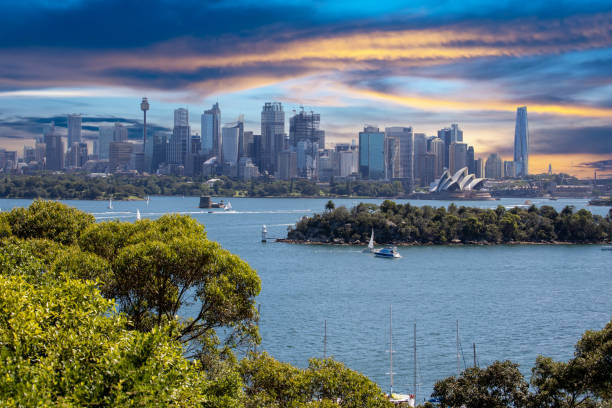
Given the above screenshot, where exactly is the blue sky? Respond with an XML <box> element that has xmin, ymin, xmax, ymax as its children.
<box><xmin>0</xmin><ymin>0</ymin><xmax>611</xmax><ymax>176</ymax></box>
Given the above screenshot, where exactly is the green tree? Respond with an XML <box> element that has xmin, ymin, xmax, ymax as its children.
<box><xmin>432</xmin><ymin>361</ymin><xmax>530</xmax><ymax>408</ymax></box>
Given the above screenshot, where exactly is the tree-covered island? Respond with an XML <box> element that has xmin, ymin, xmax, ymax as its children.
<box><xmin>284</xmin><ymin>201</ymin><xmax>612</xmax><ymax>245</ymax></box>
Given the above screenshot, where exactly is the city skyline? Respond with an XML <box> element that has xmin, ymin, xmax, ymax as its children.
<box><xmin>0</xmin><ymin>1</ymin><xmax>611</xmax><ymax>177</ymax></box>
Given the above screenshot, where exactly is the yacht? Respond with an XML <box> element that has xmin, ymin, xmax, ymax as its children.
<box><xmin>224</xmin><ymin>201</ymin><xmax>232</xmax><ymax>211</ymax></box>
<box><xmin>108</xmin><ymin>198</ymin><xmax>113</xmax><ymax>210</ymax></box>
<box><xmin>374</xmin><ymin>246</ymin><xmax>401</xmax><ymax>258</ymax></box>
<box><xmin>363</xmin><ymin>229</ymin><xmax>375</xmax><ymax>253</ymax></box>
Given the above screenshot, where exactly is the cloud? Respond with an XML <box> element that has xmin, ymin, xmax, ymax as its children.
<box><xmin>531</xmin><ymin>126</ymin><xmax>612</xmax><ymax>155</ymax></box>
<box><xmin>578</xmin><ymin>159</ymin><xmax>612</xmax><ymax>171</ymax></box>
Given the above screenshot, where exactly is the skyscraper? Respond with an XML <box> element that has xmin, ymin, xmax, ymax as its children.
<box><xmin>359</xmin><ymin>126</ymin><xmax>385</xmax><ymax>180</ymax></box>
<box><xmin>201</xmin><ymin>103</ymin><xmax>221</xmax><ymax>158</ymax></box>
<box><xmin>289</xmin><ymin>108</ymin><xmax>324</xmax><ymax>178</ymax></box>
<box><xmin>44</xmin><ymin>122</ymin><xmax>64</xmax><ymax>170</ymax></box>
<box><xmin>67</xmin><ymin>114</ymin><xmax>82</xmax><ymax>146</ymax></box>
<box><xmin>385</xmin><ymin>127</ymin><xmax>413</xmax><ymax>186</ymax></box>
<box><xmin>428</xmin><ymin>137</ymin><xmax>445</xmax><ymax>179</ymax></box>
<box><xmin>98</xmin><ymin>126</ymin><xmax>114</xmax><ymax>159</ymax></box>
<box><xmin>449</xmin><ymin>142</ymin><xmax>467</xmax><ymax>174</ymax></box>
<box><xmin>437</xmin><ymin>123</ymin><xmax>463</xmax><ymax>168</ymax></box>
<box><xmin>168</xmin><ymin>108</ymin><xmax>191</xmax><ymax>165</ymax></box>
<box><xmin>221</xmin><ymin>123</ymin><xmax>240</xmax><ymax>166</ymax></box>
<box><xmin>413</xmin><ymin>133</ymin><xmax>427</xmax><ymax>185</ymax></box>
<box><xmin>514</xmin><ymin>106</ymin><xmax>529</xmax><ymax>177</ymax></box>
<box><xmin>485</xmin><ymin>153</ymin><xmax>503</xmax><ymax>179</ymax></box>
<box><xmin>261</xmin><ymin>102</ymin><xmax>285</xmax><ymax>174</ymax></box>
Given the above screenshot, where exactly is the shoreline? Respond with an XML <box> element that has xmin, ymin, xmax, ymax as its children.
<box><xmin>275</xmin><ymin>238</ymin><xmax>612</xmax><ymax>246</ymax></box>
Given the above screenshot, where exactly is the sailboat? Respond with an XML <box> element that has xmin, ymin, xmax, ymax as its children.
<box><xmin>146</xmin><ymin>195</ymin><xmax>150</xmax><ymax>206</ymax></box>
<box><xmin>224</xmin><ymin>201</ymin><xmax>232</xmax><ymax>211</ymax></box>
<box><xmin>386</xmin><ymin>305</ymin><xmax>415</xmax><ymax>407</ymax></box>
<box><xmin>136</xmin><ymin>209</ymin><xmax>141</xmax><ymax>220</ymax></box>
<box><xmin>108</xmin><ymin>198</ymin><xmax>113</xmax><ymax>210</ymax></box>
<box><xmin>363</xmin><ymin>229</ymin><xmax>375</xmax><ymax>253</ymax></box>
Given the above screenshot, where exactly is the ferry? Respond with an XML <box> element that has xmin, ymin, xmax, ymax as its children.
<box><xmin>374</xmin><ymin>246</ymin><xmax>401</xmax><ymax>258</ymax></box>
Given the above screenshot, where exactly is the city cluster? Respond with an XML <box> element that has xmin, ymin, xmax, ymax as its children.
<box><xmin>5</xmin><ymin>99</ymin><xmax>530</xmax><ymax>192</ymax></box>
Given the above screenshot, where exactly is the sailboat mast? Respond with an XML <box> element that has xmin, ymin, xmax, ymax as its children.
<box><xmin>413</xmin><ymin>322</ymin><xmax>417</xmax><ymax>403</ymax></box>
<box><xmin>324</xmin><ymin>320</ymin><xmax>327</xmax><ymax>359</ymax></box>
<box><xmin>390</xmin><ymin>305</ymin><xmax>393</xmax><ymax>395</ymax></box>
<box><xmin>456</xmin><ymin>320</ymin><xmax>460</xmax><ymax>377</ymax></box>
<box><xmin>473</xmin><ymin>343</ymin><xmax>477</xmax><ymax>367</ymax></box>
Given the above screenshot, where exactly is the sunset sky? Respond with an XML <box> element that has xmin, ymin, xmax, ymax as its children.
<box><xmin>0</xmin><ymin>0</ymin><xmax>611</xmax><ymax>177</ymax></box>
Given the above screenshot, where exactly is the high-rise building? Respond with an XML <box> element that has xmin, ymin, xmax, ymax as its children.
<box><xmin>467</xmin><ymin>146</ymin><xmax>475</xmax><ymax>174</ymax></box>
<box><xmin>278</xmin><ymin>150</ymin><xmax>297</xmax><ymax>180</ymax></box>
<box><xmin>289</xmin><ymin>108</ymin><xmax>324</xmax><ymax>179</ymax></box>
<box><xmin>504</xmin><ymin>161</ymin><xmax>517</xmax><ymax>178</ymax></box>
<box><xmin>201</xmin><ymin>103</ymin><xmax>221</xmax><ymax>158</ymax></box>
<box><xmin>44</xmin><ymin>122</ymin><xmax>64</xmax><ymax>170</ymax></box>
<box><xmin>261</xmin><ymin>102</ymin><xmax>285</xmax><ymax>174</ymax></box>
<box><xmin>109</xmin><ymin>142</ymin><xmax>133</xmax><ymax>171</ymax></box>
<box><xmin>475</xmin><ymin>158</ymin><xmax>485</xmax><ymax>178</ymax></box>
<box><xmin>151</xmin><ymin>132</ymin><xmax>168</xmax><ymax>172</ymax></box>
<box><xmin>67</xmin><ymin>114</ymin><xmax>82</xmax><ymax>146</ymax></box>
<box><xmin>514</xmin><ymin>106</ymin><xmax>529</xmax><ymax>177</ymax></box>
<box><xmin>359</xmin><ymin>126</ymin><xmax>385</xmax><ymax>180</ymax></box>
<box><xmin>98</xmin><ymin>126</ymin><xmax>114</xmax><ymax>159</ymax></box>
<box><xmin>385</xmin><ymin>127</ymin><xmax>413</xmax><ymax>186</ymax></box>
<box><xmin>437</xmin><ymin>123</ymin><xmax>463</xmax><ymax>168</ymax></box>
<box><xmin>449</xmin><ymin>142</ymin><xmax>467</xmax><ymax>174</ymax></box>
<box><xmin>23</xmin><ymin>146</ymin><xmax>36</xmax><ymax>163</ymax></box>
<box><xmin>221</xmin><ymin>123</ymin><xmax>240</xmax><ymax>166</ymax></box>
<box><xmin>428</xmin><ymin>137</ymin><xmax>445</xmax><ymax>179</ymax></box>
<box><xmin>113</xmin><ymin>122</ymin><xmax>128</xmax><ymax>142</ymax></box>
<box><xmin>413</xmin><ymin>133</ymin><xmax>427</xmax><ymax>186</ymax></box>
<box><xmin>485</xmin><ymin>153</ymin><xmax>503</xmax><ymax>179</ymax></box>
<box><xmin>168</xmin><ymin>108</ymin><xmax>191</xmax><ymax>165</ymax></box>
<box><xmin>67</xmin><ymin>142</ymin><xmax>88</xmax><ymax>168</ymax></box>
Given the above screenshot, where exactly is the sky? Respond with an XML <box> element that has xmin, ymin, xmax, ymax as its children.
<box><xmin>0</xmin><ymin>0</ymin><xmax>611</xmax><ymax>177</ymax></box>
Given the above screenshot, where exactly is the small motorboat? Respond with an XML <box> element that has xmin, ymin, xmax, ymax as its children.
<box><xmin>224</xmin><ymin>201</ymin><xmax>232</xmax><ymax>211</ymax></box>
<box><xmin>601</xmin><ymin>246</ymin><xmax>612</xmax><ymax>251</ymax></box>
<box><xmin>374</xmin><ymin>246</ymin><xmax>401</xmax><ymax>258</ymax></box>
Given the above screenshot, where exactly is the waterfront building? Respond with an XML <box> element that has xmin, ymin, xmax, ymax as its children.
<box><xmin>238</xmin><ymin>157</ymin><xmax>259</xmax><ymax>180</ymax></box>
<box><xmin>485</xmin><ymin>153</ymin><xmax>504</xmax><ymax>179</ymax></box>
<box><xmin>221</xmin><ymin>123</ymin><xmax>240</xmax><ymax>166</ymax></box>
<box><xmin>168</xmin><ymin>108</ymin><xmax>191</xmax><ymax>165</ymax></box>
<box><xmin>514</xmin><ymin>106</ymin><xmax>529</xmax><ymax>177</ymax></box>
<box><xmin>449</xmin><ymin>142</ymin><xmax>467</xmax><ymax>174</ymax></box>
<box><xmin>359</xmin><ymin>126</ymin><xmax>385</xmax><ymax>180</ymax></box>
<box><xmin>44</xmin><ymin>123</ymin><xmax>64</xmax><ymax>170</ymax></box>
<box><xmin>67</xmin><ymin>114</ymin><xmax>82</xmax><ymax>146</ymax></box>
<box><xmin>261</xmin><ymin>102</ymin><xmax>285</xmax><ymax>174</ymax></box>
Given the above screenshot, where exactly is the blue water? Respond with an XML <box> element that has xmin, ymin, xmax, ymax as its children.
<box><xmin>1</xmin><ymin>197</ymin><xmax>611</xmax><ymax>402</ymax></box>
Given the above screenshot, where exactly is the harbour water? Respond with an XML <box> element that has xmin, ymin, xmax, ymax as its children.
<box><xmin>1</xmin><ymin>197</ymin><xmax>610</xmax><ymax>401</ymax></box>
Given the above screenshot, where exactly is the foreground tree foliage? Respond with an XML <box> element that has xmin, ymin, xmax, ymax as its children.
<box><xmin>432</xmin><ymin>321</ymin><xmax>612</xmax><ymax>408</ymax></box>
<box><xmin>287</xmin><ymin>201</ymin><xmax>612</xmax><ymax>244</ymax></box>
<box><xmin>0</xmin><ymin>200</ymin><xmax>395</xmax><ymax>407</ymax></box>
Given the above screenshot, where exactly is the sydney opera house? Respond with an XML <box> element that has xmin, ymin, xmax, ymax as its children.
<box><xmin>429</xmin><ymin>167</ymin><xmax>493</xmax><ymax>199</ymax></box>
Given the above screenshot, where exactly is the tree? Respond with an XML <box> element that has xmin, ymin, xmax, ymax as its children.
<box><xmin>531</xmin><ymin>320</ymin><xmax>612</xmax><ymax>407</ymax></box>
<box><xmin>432</xmin><ymin>361</ymin><xmax>530</xmax><ymax>408</ymax></box>
<box><xmin>79</xmin><ymin>214</ymin><xmax>262</xmax><ymax>351</ymax></box>
<box><xmin>325</xmin><ymin>200</ymin><xmax>335</xmax><ymax>212</ymax></box>
<box><xmin>0</xmin><ymin>252</ymin><xmax>243</xmax><ymax>407</ymax></box>
<box><xmin>0</xmin><ymin>199</ymin><xmax>95</xmax><ymax>245</ymax></box>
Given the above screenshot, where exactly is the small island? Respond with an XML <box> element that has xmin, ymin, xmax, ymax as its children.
<box><xmin>283</xmin><ymin>200</ymin><xmax>612</xmax><ymax>245</ymax></box>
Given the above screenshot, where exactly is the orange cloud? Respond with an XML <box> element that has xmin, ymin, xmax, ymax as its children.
<box><xmin>530</xmin><ymin>154</ymin><xmax>611</xmax><ymax>178</ymax></box>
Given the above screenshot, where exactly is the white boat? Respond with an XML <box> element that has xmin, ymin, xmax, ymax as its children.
<box><xmin>136</xmin><ymin>209</ymin><xmax>141</xmax><ymax>220</ymax></box>
<box><xmin>146</xmin><ymin>195</ymin><xmax>150</xmax><ymax>206</ymax></box>
<box><xmin>374</xmin><ymin>246</ymin><xmax>401</xmax><ymax>258</ymax></box>
<box><xmin>363</xmin><ymin>229</ymin><xmax>375</xmax><ymax>253</ymax></box>
<box><xmin>108</xmin><ymin>198</ymin><xmax>113</xmax><ymax>209</ymax></box>
<box><xmin>224</xmin><ymin>201</ymin><xmax>232</xmax><ymax>211</ymax></box>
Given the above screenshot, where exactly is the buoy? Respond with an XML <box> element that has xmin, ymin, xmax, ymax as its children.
<box><xmin>261</xmin><ymin>225</ymin><xmax>268</xmax><ymax>243</ymax></box>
